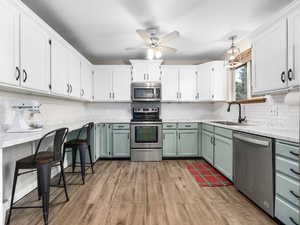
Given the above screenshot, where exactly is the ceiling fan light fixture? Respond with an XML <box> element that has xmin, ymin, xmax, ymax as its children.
<box><xmin>155</xmin><ymin>49</ymin><xmax>162</xmax><ymax>59</ymax></box>
<box><xmin>147</xmin><ymin>48</ymin><xmax>154</xmax><ymax>60</ymax></box>
<box><xmin>225</xmin><ymin>35</ymin><xmax>241</xmax><ymax>69</ymax></box>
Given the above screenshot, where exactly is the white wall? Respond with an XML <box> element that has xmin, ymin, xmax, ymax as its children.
<box><xmin>0</xmin><ymin>90</ymin><xmax>88</xmax><ymax>132</ymax></box>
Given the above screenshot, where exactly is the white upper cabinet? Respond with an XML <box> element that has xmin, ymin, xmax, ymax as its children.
<box><xmin>161</xmin><ymin>66</ymin><xmax>197</xmax><ymax>102</ymax></box>
<box><xmin>68</xmin><ymin>52</ymin><xmax>81</xmax><ymax>98</ymax></box>
<box><xmin>197</xmin><ymin>63</ymin><xmax>211</xmax><ymax>101</ymax></box>
<box><xmin>93</xmin><ymin>67</ymin><xmax>113</xmax><ymax>101</ymax></box>
<box><xmin>20</xmin><ymin>13</ymin><xmax>50</xmax><ymax>92</ymax></box>
<box><xmin>112</xmin><ymin>66</ymin><xmax>131</xmax><ymax>101</ymax></box>
<box><xmin>196</xmin><ymin>61</ymin><xmax>227</xmax><ymax>101</ymax></box>
<box><xmin>0</xmin><ymin>1</ymin><xmax>20</xmax><ymax>86</ymax></box>
<box><xmin>252</xmin><ymin>18</ymin><xmax>288</xmax><ymax>94</ymax></box>
<box><xmin>210</xmin><ymin>61</ymin><xmax>227</xmax><ymax>101</ymax></box>
<box><xmin>80</xmin><ymin>61</ymin><xmax>92</xmax><ymax>101</ymax></box>
<box><xmin>51</xmin><ymin>39</ymin><xmax>69</xmax><ymax>96</ymax></box>
<box><xmin>130</xmin><ymin>60</ymin><xmax>162</xmax><ymax>82</ymax></box>
<box><xmin>93</xmin><ymin>66</ymin><xmax>131</xmax><ymax>102</ymax></box>
<box><xmin>179</xmin><ymin>66</ymin><xmax>197</xmax><ymax>101</ymax></box>
<box><xmin>161</xmin><ymin>66</ymin><xmax>180</xmax><ymax>101</ymax></box>
<box><xmin>288</xmin><ymin>9</ymin><xmax>300</xmax><ymax>87</ymax></box>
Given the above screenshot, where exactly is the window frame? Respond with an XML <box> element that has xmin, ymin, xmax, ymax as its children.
<box><xmin>232</xmin><ymin>61</ymin><xmax>252</xmax><ymax>101</ymax></box>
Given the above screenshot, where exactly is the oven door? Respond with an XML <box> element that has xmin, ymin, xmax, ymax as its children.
<box><xmin>132</xmin><ymin>87</ymin><xmax>160</xmax><ymax>101</ymax></box>
<box><xmin>131</xmin><ymin>122</ymin><xmax>162</xmax><ymax>149</ymax></box>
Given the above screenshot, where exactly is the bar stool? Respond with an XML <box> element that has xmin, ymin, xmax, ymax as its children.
<box><xmin>5</xmin><ymin>128</ymin><xmax>69</xmax><ymax>225</ymax></box>
<box><xmin>61</xmin><ymin>122</ymin><xmax>94</xmax><ymax>184</ymax></box>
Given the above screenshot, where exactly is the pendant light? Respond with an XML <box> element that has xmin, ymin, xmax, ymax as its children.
<box><xmin>225</xmin><ymin>35</ymin><xmax>241</xmax><ymax>69</ymax></box>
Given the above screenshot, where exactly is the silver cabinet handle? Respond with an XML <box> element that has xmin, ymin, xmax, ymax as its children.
<box><xmin>109</xmin><ymin>92</ymin><xmax>112</xmax><ymax>99</ymax></box>
<box><xmin>69</xmin><ymin>84</ymin><xmax>72</xmax><ymax>93</ymax></box>
<box><xmin>67</xmin><ymin>84</ymin><xmax>70</xmax><ymax>93</ymax></box>
<box><xmin>233</xmin><ymin>134</ymin><xmax>270</xmax><ymax>147</ymax></box>
<box><xmin>288</xmin><ymin>69</ymin><xmax>294</xmax><ymax>81</ymax></box>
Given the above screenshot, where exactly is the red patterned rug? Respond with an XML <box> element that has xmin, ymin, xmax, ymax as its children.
<box><xmin>185</xmin><ymin>161</ymin><xmax>233</xmax><ymax>187</ymax></box>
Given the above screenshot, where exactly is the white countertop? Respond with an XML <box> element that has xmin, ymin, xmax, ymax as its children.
<box><xmin>1</xmin><ymin>118</ymin><xmax>298</xmax><ymax>149</ymax></box>
<box><xmin>0</xmin><ymin>118</ymin><xmax>130</xmax><ymax>149</ymax></box>
<box><xmin>163</xmin><ymin>119</ymin><xmax>298</xmax><ymax>143</ymax></box>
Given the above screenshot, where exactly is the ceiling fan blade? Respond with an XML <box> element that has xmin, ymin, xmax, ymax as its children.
<box><xmin>125</xmin><ymin>44</ymin><xmax>148</xmax><ymax>51</ymax></box>
<box><xmin>136</xmin><ymin>29</ymin><xmax>151</xmax><ymax>43</ymax></box>
<box><xmin>159</xmin><ymin>46</ymin><xmax>177</xmax><ymax>53</ymax></box>
<box><xmin>159</xmin><ymin>31</ymin><xmax>180</xmax><ymax>44</ymax></box>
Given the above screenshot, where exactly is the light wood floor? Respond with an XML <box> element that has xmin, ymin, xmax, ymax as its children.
<box><xmin>8</xmin><ymin>160</ymin><xmax>278</xmax><ymax>225</ymax></box>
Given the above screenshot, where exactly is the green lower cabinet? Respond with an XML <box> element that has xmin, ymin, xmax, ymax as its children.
<box><xmin>177</xmin><ymin>130</ymin><xmax>198</xmax><ymax>156</ymax></box>
<box><xmin>112</xmin><ymin>130</ymin><xmax>130</xmax><ymax>157</ymax></box>
<box><xmin>201</xmin><ymin>130</ymin><xmax>214</xmax><ymax>164</ymax></box>
<box><xmin>99</xmin><ymin>124</ymin><xmax>111</xmax><ymax>157</ymax></box>
<box><xmin>214</xmin><ymin>134</ymin><xmax>233</xmax><ymax>180</ymax></box>
<box><xmin>163</xmin><ymin>130</ymin><xmax>177</xmax><ymax>157</ymax></box>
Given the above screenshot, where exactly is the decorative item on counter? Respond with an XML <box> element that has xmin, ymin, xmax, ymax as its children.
<box><xmin>6</xmin><ymin>100</ymin><xmax>43</xmax><ymax>133</ymax></box>
<box><xmin>284</xmin><ymin>91</ymin><xmax>300</xmax><ymax>106</ymax></box>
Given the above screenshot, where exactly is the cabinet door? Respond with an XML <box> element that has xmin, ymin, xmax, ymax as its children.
<box><xmin>20</xmin><ymin>13</ymin><xmax>50</xmax><ymax>92</ymax></box>
<box><xmin>132</xmin><ymin>63</ymin><xmax>147</xmax><ymax>82</ymax></box>
<box><xmin>0</xmin><ymin>1</ymin><xmax>20</xmax><ymax>86</ymax></box>
<box><xmin>100</xmin><ymin>124</ymin><xmax>110</xmax><ymax>157</ymax></box>
<box><xmin>202</xmin><ymin>130</ymin><xmax>214</xmax><ymax>164</ymax></box>
<box><xmin>113</xmin><ymin>67</ymin><xmax>131</xmax><ymax>101</ymax></box>
<box><xmin>197</xmin><ymin>63</ymin><xmax>211</xmax><ymax>101</ymax></box>
<box><xmin>68</xmin><ymin>52</ymin><xmax>81</xmax><ymax>98</ymax></box>
<box><xmin>112</xmin><ymin>129</ymin><xmax>130</xmax><ymax>157</ymax></box>
<box><xmin>147</xmin><ymin>63</ymin><xmax>161</xmax><ymax>81</ymax></box>
<box><xmin>93</xmin><ymin>68</ymin><xmax>113</xmax><ymax>101</ymax></box>
<box><xmin>211</xmin><ymin>61</ymin><xmax>227</xmax><ymax>101</ymax></box>
<box><xmin>214</xmin><ymin>134</ymin><xmax>233</xmax><ymax>180</ymax></box>
<box><xmin>94</xmin><ymin>124</ymin><xmax>101</xmax><ymax>160</ymax></box>
<box><xmin>252</xmin><ymin>18</ymin><xmax>288</xmax><ymax>94</ymax></box>
<box><xmin>288</xmin><ymin>10</ymin><xmax>300</xmax><ymax>87</ymax></box>
<box><xmin>161</xmin><ymin>67</ymin><xmax>179</xmax><ymax>101</ymax></box>
<box><xmin>163</xmin><ymin>130</ymin><xmax>177</xmax><ymax>156</ymax></box>
<box><xmin>179</xmin><ymin>67</ymin><xmax>197</xmax><ymax>101</ymax></box>
<box><xmin>106</xmin><ymin>124</ymin><xmax>113</xmax><ymax>157</ymax></box>
<box><xmin>51</xmin><ymin>39</ymin><xmax>69</xmax><ymax>96</ymax></box>
<box><xmin>80</xmin><ymin>62</ymin><xmax>92</xmax><ymax>100</ymax></box>
<box><xmin>178</xmin><ymin>130</ymin><xmax>198</xmax><ymax>156</ymax></box>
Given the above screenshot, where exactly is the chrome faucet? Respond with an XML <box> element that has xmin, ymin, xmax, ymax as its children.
<box><xmin>227</xmin><ymin>103</ymin><xmax>246</xmax><ymax>123</ymax></box>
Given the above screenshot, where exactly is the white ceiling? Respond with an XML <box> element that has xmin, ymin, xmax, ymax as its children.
<box><xmin>21</xmin><ymin>0</ymin><xmax>293</xmax><ymax>64</ymax></box>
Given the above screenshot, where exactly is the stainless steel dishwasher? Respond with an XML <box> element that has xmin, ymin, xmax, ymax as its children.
<box><xmin>233</xmin><ymin>132</ymin><xmax>274</xmax><ymax>217</ymax></box>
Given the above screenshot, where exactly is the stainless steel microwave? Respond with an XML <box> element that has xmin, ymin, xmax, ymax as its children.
<box><xmin>131</xmin><ymin>82</ymin><xmax>161</xmax><ymax>102</ymax></box>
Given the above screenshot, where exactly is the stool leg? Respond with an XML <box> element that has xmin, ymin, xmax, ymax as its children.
<box><xmin>71</xmin><ymin>147</ymin><xmax>77</xmax><ymax>173</ymax></box>
<box><xmin>5</xmin><ymin>166</ymin><xmax>19</xmax><ymax>225</ymax></box>
<box><xmin>88</xmin><ymin>145</ymin><xmax>94</xmax><ymax>174</ymax></box>
<box><xmin>37</xmin><ymin>171</ymin><xmax>42</xmax><ymax>200</ymax></box>
<box><xmin>37</xmin><ymin>163</ymin><xmax>51</xmax><ymax>225</ymax></box>
<box><xmin>78</xmin><ymin>144</ymin><xmax>86</xmax><ymax>184</ymax></box>
<box><xmin>59</xmin><ymin>160</ymin><xmax>69</xmax><ymax>201</ymax></box>
<box><xmin>58</xmin><ymin>147</ymin><xmax>67</xmax><ymax>185</ymax></box>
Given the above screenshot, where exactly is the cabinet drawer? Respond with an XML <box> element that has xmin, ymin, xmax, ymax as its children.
<box><xmin>276</xmin><ymin>141</ymin><xmax>299</xmax><ymax>161</ymax></box>
<box><xmin>178</xmin><ymin>123</ymin><xmax>198</xmax><ymax>130</ymax></box>
<box><xmin>202</xmin><ymin>124</ymin><xmax>214</xmax><ymax>132</ymax></box>
<box><xmin>275</xmin><ymin>196</ymin><xmax>299</xmax><ymax>225</ymax></box>
<box><xmin>112</xmin><ymin>123</ymin><xmax>129</xmax><ymax>130</ymax></box>
<box><xmin>276</xmin><ymin>173</ymin><xmax>300</xmax><ymax>207</ymax></box>
<box><xmin>276</xmin><ymin>156</ymin><xmax>300</xmax><ymax>180</ymax></box>
<box><xmin>163</xmin><ymin>123</ymin><xmax>177</xmax><ymax>129</ymax></box>
<box><xmin>214</xmin><ymin>127</ymin><xmax>232</xmax><ymax>139</ymax></box>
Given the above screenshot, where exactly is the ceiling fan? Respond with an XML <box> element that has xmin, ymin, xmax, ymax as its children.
<box><xmin>126</xmin><ymin>28</ymin><xmax>180</xmax><ymax>59</ymax></box>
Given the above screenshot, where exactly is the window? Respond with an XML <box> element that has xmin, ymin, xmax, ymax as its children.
<box><xmin>234</xmin><ymin>62</ymin><xmax>251</xmax><ymax>100</ymax></box>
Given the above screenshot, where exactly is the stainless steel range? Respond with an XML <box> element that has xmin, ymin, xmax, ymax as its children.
<box><xmin>130</xmin><ymin>101</ymin><xmax>162</xmax><ymax>162</ymax></box>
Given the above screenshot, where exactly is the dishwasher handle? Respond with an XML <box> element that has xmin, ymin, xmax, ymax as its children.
<box><xmin>233</xmin><ymin>134</ymin><xmax>270</xmax><ymax>147</ymax></box>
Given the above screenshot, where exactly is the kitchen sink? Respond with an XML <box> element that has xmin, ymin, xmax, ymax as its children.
<box><xmin>212</xmin><ymin>121</ymin><xmax>250</xmax><ymax>126</ymax></box>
